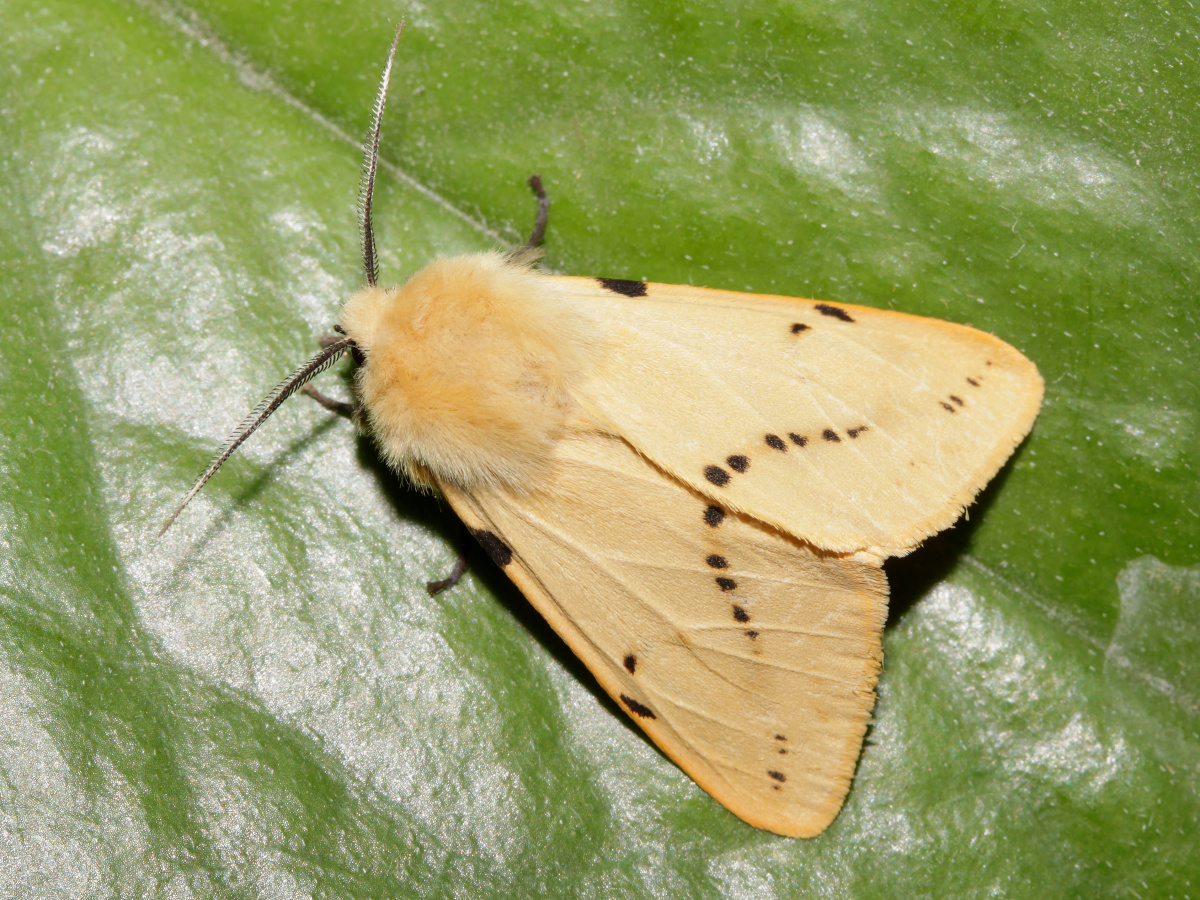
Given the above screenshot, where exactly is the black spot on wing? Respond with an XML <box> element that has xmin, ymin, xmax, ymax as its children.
<box><xmin>768</xmin><ymin>770</ymin><xmax>787</xmax><ymax>782</ymax></box>
<box><xmin>815</xmin><ymin>303</ymin><xmax>854</xmax><ymax>322</ymax></box>
<box><xmin>967</xmin><ymin>376</ymin><xmax>981</xmax><ymax>387</ymax></box>
<box><xmin>745</xmin><ymin>630</ymin><xmax>759</xmax><ymax>640</ymax></box>
<box><xmin>940</xmin><ymin>401</ymin><xmax>956</xmax><ymax>413</ymax></box>
<box><xmin>789</xmin><ymin>433</ymin><xmax>808</xmax><ymax>448</ymax></box>
<box><xmin>846</xmin><ymin>425</ymin><xmax>869</xmax><ymax>438</ymax></box>
<box><xmin>765</xmin><ymin>434</ymin><xmax>787</xmax><ymax>451</ymax></box>
<box><xmin>950</xmin><ymin>395</ymin><xmax>964</xmax><ymax>406</ymax></box>
<box><xmin>706</xmin><ymin>555</ymin><xmax>729</xmax><ymax>569</ymax></box>
<box><xmin>704</xmin><ymin>466</ymin><xmax>730</xmax><ymax>487</ymax></box>
<box><xmin>621</xmin><ymin>694</ymin><xmax>656</xmax><ymax>719</ymax></box>
<box><xmin>623</xmin><ymin>654</ymin><xmax>637</xmax><ymax>674</ymax></box>
<box><xmin>732</xmin><ymin>605</ymin><xmax>750</xmax><ymax>623</ymax></box>
<box><xmin>597</xmin><ymin>277</ymin><xmax>647</xmax><ymax>297</ymax></box>
<box><xmin>822</xmin><ymin>429</ymin><xmax>841</xmax><ymax>442</ymax></box>
<box><xmin>775</xmin><ymin>734</ymin><xmax>787</xmax><ymax>741</ymax></box>
<box><xmin>790</xmin><ymin>322</ymin><xmax>810</xmax><ymax>334</ymax></box>
<box><xmin>726</xmin><ymin>455</ymin><xmax>749</xmax><ymax>473</ymax></box>
<box><xmin>716</xmin><ymin>577</ymin><xmax>737</xmax><ymax>592</ymax></box>
<box><xmin>471</xmin><ymin>530</ymin><xmax>512</xmax><ymax>567</ymax></box>
<box><xmin>704</xmin><ymin>505</ymin><xmax>725</xmax><ymax>527</ymax></box>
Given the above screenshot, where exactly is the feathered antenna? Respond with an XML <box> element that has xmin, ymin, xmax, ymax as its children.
<box><xmin>360</xmin><ymin>21</ymin><xmax>405</xmax><ymax>287</ymax></box>
<box><xmin>161</xmin><ymin>24</ymin><xmax>408</xmax><ymax>535</ymax></box>
<box><xmin>160</xmin><ymin>26</ymin><xmax>412</xmax><ymax>535</ymax></box>
<box><xmin>159</xmin><ymin>337</ymin><xmax>354</xmax><ymax>535</ymax></box>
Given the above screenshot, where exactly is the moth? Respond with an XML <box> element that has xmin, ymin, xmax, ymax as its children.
<box><xmin>165</xmin><ymin>25</ymin><xmax>1043</xmax><ymax>837</ymax></box>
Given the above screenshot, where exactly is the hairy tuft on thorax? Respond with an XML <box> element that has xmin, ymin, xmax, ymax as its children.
<box><xmin>339</xmin><ymin>252</ymin><xmax>603</xmax><ymax>492</ymax></box>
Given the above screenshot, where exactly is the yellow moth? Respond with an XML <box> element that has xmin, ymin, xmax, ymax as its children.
<box><xmin>165</xmin><ymin>25</ymin><xmax>1043</xmax><ymax>838</ymax></box>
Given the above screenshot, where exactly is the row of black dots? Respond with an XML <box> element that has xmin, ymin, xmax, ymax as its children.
<box><xmin>701</xmin><ymin>504</ymin><xmax>757</xmax><ymax>638</ymax></box>
<box><xmin>761</xmin><ymin>424</ymin><xmax>871</xmax><ymax>454</ymax></box>
<box><xmin>703</xmin><ymin>422</ymin><xmax>871</xmax><ymax>487</ymax></box>
<box><xmin>942</xmin><ymin>370</ymin><xmax>989</xmax><ymax>412</ymax></box>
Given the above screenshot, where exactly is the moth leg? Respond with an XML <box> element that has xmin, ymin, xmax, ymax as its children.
<box><xmin>524</xmin><ymin>174</ymin><xmax>549</xmax><ymax>250</ymax></box>
<box><xmin>427</xmin><ymin>522</ymin><xmax>472</xmax><ymax>595</ymax></box>
<box><xmin>301</xmin><ymin>384</ymin><xmax>355</xmax><ymax>418</ymax></box>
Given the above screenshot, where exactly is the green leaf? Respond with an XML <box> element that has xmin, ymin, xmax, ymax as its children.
<box><xmin>1</xmin><ymin>0</ymin><xmax>1196</xmax><ymax>896</ymax></box>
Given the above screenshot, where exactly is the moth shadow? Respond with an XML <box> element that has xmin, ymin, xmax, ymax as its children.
<box><xmin>352</xmin><ymin>433</ymin><xmax>462</xmax><ymax>544</ymax></box>
<box><xmin>883</xmin><ymin>459</ymin><xmax>1016</xmax><ymax>629</ymax></box>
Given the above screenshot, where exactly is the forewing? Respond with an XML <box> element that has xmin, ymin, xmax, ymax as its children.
<box><xmin>554</xmin><ymin>276</ymin><xmax>1043</xmax><ymax>555</ymax></box>
<box><xmin>439</xmin><ymin>430</ymin><xmax>887</xmax><ymax>838</ymax></box>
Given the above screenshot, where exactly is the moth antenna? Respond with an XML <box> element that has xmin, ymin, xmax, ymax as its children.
<box><xmin>359</xmin><ymin>20</ymin><xmax>405</xmax><ymax>287</ymax></box>
<box><xmin>159</xmin><ymin>337</ymin><xmax>355</xmax><ymax>536</ymax></box>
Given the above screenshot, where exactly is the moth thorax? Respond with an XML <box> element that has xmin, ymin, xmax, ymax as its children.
<box><xmin>338</xmin><ymin>252</ymin><xmax>602</xmax><ymax>492</ymax></box>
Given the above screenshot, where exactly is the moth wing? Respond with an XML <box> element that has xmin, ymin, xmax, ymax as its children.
<box><xmin>552</xmin><ymin>276</ymin><xmax>1044</xmax><ymax>556</ymax></box>
<box><xmin>438</xmin><ymin>429</ymin><xmax>887</xmax><ymax>838</ymax></box>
